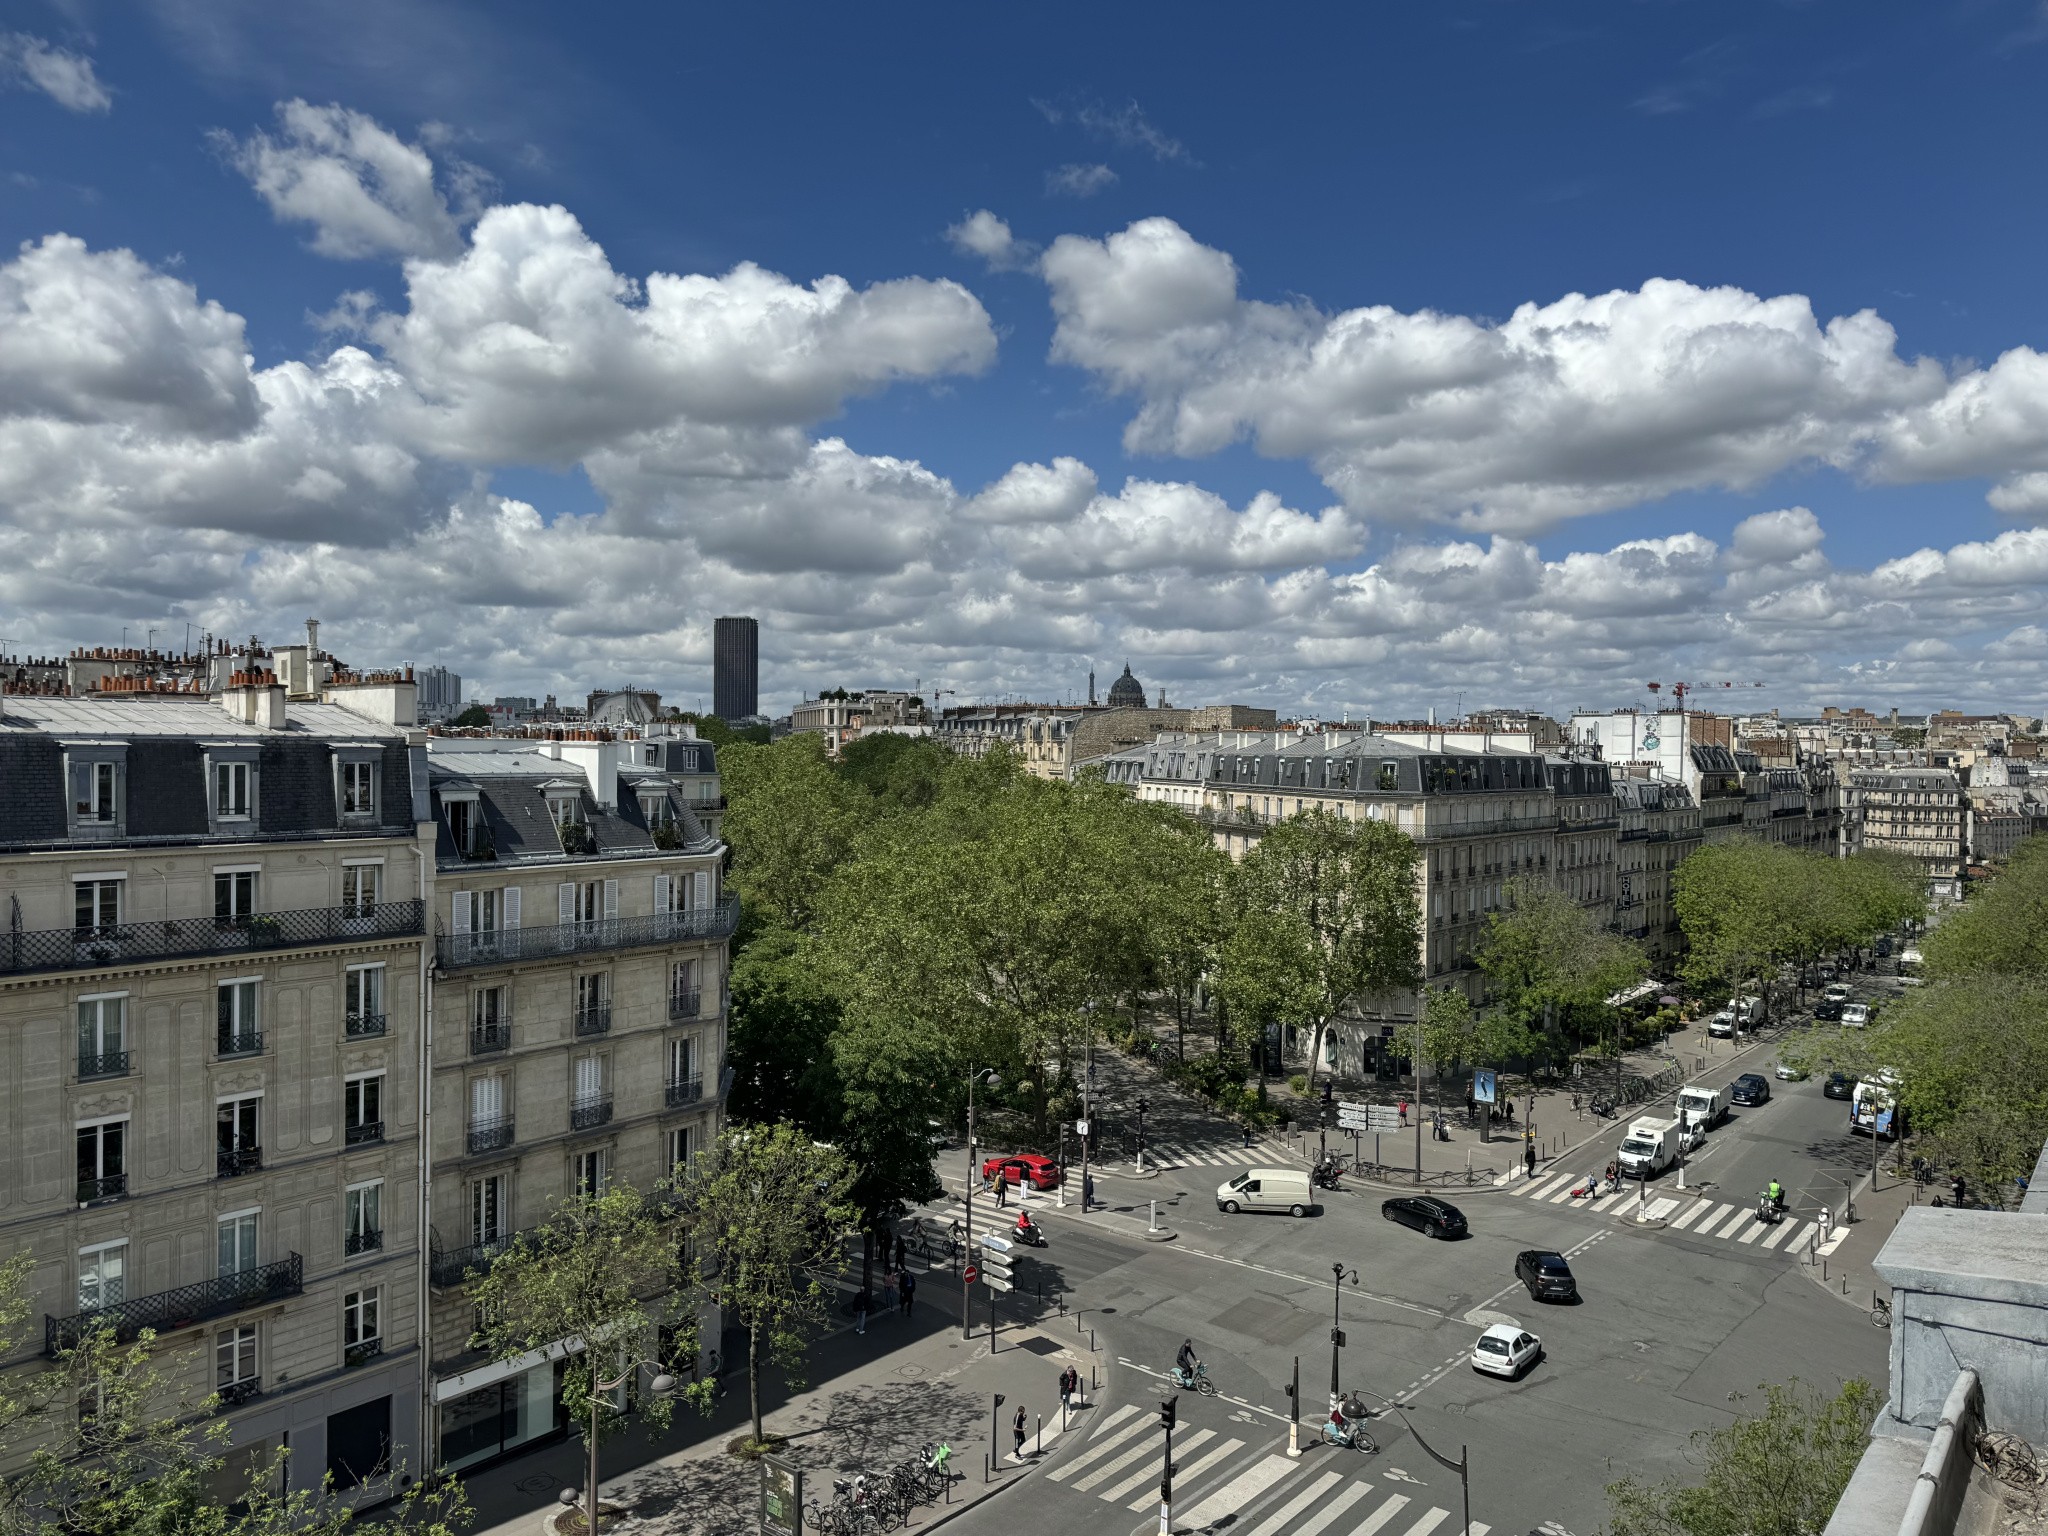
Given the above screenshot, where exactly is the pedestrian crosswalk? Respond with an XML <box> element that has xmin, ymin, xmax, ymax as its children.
<box><xmin>1507</xmin><ymin>1168</ymin><xmax>1822</xmax><ymax>1255</ymax></box>
<box><xmin>1044</xmin><ymin>1403</ymin><xmax>1516</xmax><ymax>1535</ymax></box>
<box><xmin>1139</xmin><ymin>1137</ymin><xmax>1302</xmax><ymax>1171</ymax></box>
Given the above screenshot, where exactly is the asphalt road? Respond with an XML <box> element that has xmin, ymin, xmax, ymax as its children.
<box><xmin>939</xmin><ymin>1010</ymin><xmax>1895</xmax><ymax>1536</ymax></box>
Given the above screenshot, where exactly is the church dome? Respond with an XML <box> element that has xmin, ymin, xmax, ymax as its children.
<box><xmin>1107</xmin><ymin>663</ymin><xmax>1145</xmax><ymax>709</ymax></box>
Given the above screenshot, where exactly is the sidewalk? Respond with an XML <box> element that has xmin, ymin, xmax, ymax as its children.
<box><xmin>459</xmin><ymin>1280</ymin><xmax>1106</xmax><ymax>1536</ymax></box>
<box><xmin>1798</xmin><ymin>1148</ymin><xmax>1922</xmax><ymax>1317</ymax></box>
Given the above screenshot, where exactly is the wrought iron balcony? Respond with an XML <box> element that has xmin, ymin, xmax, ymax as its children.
<box><xmin>429</xmin><ymin>1229</ymin><xmax>529</xmax><ymax>1288</ymax></box>
<box><xmin>344</xmin><ymin>1011</ymin><xmax>387</xmax><ymax>1039</ymax></box>
<box><xmin>470</xmin><ymin>1019</ymin><xmax>511</xmax><ymax>1054</ymax></box>
<box><xmin>76</xmin><ymin>1174</ymin><xmax>127</xmax><ymax>1206</ymax></box>
<box><xmin>573</xmin><ymin>1003</ymin><xmax>612</xmax><ymax>1038</ymax></box>
<box><xmin>665</xmin><ymin>1075</ymin><xmax>703</xmax><ymax>1108</ymax></box>
<box><xmin>343</xmin><ymin>1229</ymin><xmax>383</xmax><ymax>1257</ymax></box>
<box><xmin>436</xmin><ymin>895</ymin><xmax>740</xmax><ymax>971</ymax></box>
<box><xmin>216</xmin><ymin>1030</ymin><xmax>264</xmax><ymax>1060</ymax></box>
<box><xmin>4</xmin><ymin>900</ymin><xmax>424</xmax><ymax>979</ymax></box>
<box><xmin>217</xmin><ymin>1146</ymin><xmax>262</xmax><ymax>1179</ymax></box>
<box><xmin>344</xmin><ymin>1120</ymin><xmax>384</xmax><ymax>1147</ymax></box>
<box><xmin>44</xmin><ymin>1252</ymin><xmax>303</xmax><ymax>1356</ymax></box>
<box><xmin>345</xmin><ymin>1338</ymin><xmax>384</xmax><ymax>1368</ymax></box>
<box><xmin>217</xmin><ymin>1379</ymin><xmax>262</xmax><ymax>1407</ymax></box>
<box><xmin>667</xmin><ymin>988</ymin><xmax>700</xmax><ymax>1020</ymax></box>
<box><xmin>77</xmin><ymin>1050</ymin><xmax>130</xmax><ymax>1081</ymax></box>
<box><xmin>569</xmin><ymin>1094</ymin><xmax>613</xmax><ymax>1131</ymax></box>
<box><xmin>466</xmin><ymin>1114</ymin><xmax>513</xmax><ymax>1155</ymax></box>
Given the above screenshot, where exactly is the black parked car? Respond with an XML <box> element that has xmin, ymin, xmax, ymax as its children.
<box><xmin>1823</xmin><ymin>1071</ymin><xmax>1856</xmax><ymax>1100</ymax></box>
<box><xmin>1381</xmin><ymin>1195</ymin><xmax>1468</xmax><ymax>1239</ymax></box>
<box><xmin>1729</xmin><ymin>1073</ymin><xmax>1771</xmax><ymax>1106</ymax></box>
<box><xmin>1515</xmin><ymin>1249</ymin><xmax>1579</xmax><ymax>1302</ymax></box>
<box><xmin>1874</xmin><ymin>936</ymin><xmax>1894</xmax><ymax>958</ymax></box>
<box><xmin>1813</xmin><ymin>997</ymin><xmax>1844</xmax><ymax>1021</ymax></box>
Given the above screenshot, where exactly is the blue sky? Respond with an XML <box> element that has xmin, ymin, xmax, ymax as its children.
<box><xmin>3</xmin><ymin>2</ymin><xmax>2047</xmax><ymax>718</ymax></box>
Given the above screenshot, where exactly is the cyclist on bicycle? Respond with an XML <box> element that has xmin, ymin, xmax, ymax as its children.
<box><xmin>1175</xmin><ymin>1339</ymin><xmax>1200</xmax><ymax>1384</ymax></box>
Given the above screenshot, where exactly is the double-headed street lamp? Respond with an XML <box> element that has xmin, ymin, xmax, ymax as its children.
<box><xmin>559</xmin><ymin>1359</ymin><xmax>677</xmax><ymax>1534</ymax></box>
<box><xmin>964</xmin><ymin>1066</ymin><xmax>1000</xmax><ymax>1341</ymax></box>
<box><xmin>1329</xmin><ymin>1261</ymin><xmax>1357</xmax><ymax>1406</ymax></box>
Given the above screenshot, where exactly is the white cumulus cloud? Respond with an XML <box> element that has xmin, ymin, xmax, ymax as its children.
<box><xmin>2</xmin><ymin>33</ymin><xmax>111</xmax><ymax>113</ymax></box>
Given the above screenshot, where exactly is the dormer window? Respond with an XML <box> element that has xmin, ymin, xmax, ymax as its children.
<box><xmin>442</xmin><ymin>787</ymin><xmax>489</xmax><ymax>860</ymax></box>
<box><xmin>65</xmin><ymin>747</ymin><xmax>127</xmax><ymax>838</ymax></box>
<box><xmin>217</xmin><ymin>762</ymin><xmax>251</xmax><ymax>819</ymax></box>
<box><xmin>202</xmin><ymin>746</ymin><xmax>261</xmax><ymax>834</ymax></box>
<box><xmin>335</xmin><ymin>750</ymin><xmax>381</xmax><ymax>824</ymax></box>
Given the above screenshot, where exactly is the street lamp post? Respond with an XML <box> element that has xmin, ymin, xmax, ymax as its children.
<box><xmin>965</xmin><ymin>1067</ymin><xmax>1000</xmax><ymax>1341</ymax></box>
<box><xmin>1328</xmin><ymin>1262</ymin><xmax>1356</xmax><ymax>1408</ymax></box>
<box><xmin>561</xmin><ymin>1360</ymin><xmax>676</xmax><ymax>1535</ymax></box>
<box><xmin>1079</xmin><ymin>1003</ymin><xmax>1097</xmax><ymax>1212</ymax></box>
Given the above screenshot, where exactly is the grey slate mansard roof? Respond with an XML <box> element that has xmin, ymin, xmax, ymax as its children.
<box><xmin>1096</xmin><ymin>730</ymin><xmax>1556</xmax><ymax>796</ymax></box>
<box><xmin>0</xmin><ymin>696</ymin><xmax>415</xmax><ymax>850</ymax></box>
<box><xmin>426</xmin><ymin>749</ymin><xmax>717</xmax><ymax>868</ymax></box>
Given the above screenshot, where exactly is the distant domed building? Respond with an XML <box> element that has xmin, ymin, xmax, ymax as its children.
<box><xmin>1107</xmin><ymin>663</ymin><xmax>1146</xmax><ymax>710</ymax></box>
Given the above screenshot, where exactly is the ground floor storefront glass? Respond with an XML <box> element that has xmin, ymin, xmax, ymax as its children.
<box><xmin>439</xmin><ymin>1360</ymin><xmax>564</xmax><ymax>1472</ymax></box>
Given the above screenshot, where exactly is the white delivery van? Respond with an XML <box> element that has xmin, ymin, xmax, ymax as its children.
<box><xmin>1216</xmin><ymin>1167</ymin><xmax>1315</xmax><ymax>1217</ymax></box>
<box><xmin>1617</xmin><ymin>1117</ymin><xmax>1680</xmax><ymax>1177</ymax></box>
<box><xmin>1737</xmin><ymin>996</ymin><xmax>1766</xmax><ymax>1025</ymax></box>
<box><xmin>1674</xmin><ymin>1081</ymin><xmax>1731</xmax><ymax>1130</ymax></box>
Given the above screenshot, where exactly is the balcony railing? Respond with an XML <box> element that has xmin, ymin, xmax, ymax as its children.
<box><xmin>345</xmin><ymin>1338</ymin><xmax>384</xmax><ymax>1368</ymax></box>
<box><xmin>216</xmin><ymin>1146</ymin><xmax>262</xmax><ymax>1179</ymax></box>
<box><xmin>45</xmin><ymin>1253</ymin><xmax>303</xmax><ymax>1355</ymax></box>
<box><xmin>466</xmin><ymin>1114</ymin><xmax>513</xmax><ymax>1155</ymax></box>
<box><xmin>470</xmin><ymin>1019</ymin><xmax>511</xmax><ymax>1054</ymax></box>
<box><xmin>573</xmin><ymin>1003</ymin><xmax>612</xmax><ymax>1038</ymax></box>
<box><xmin>429</xmin><ymin>1229</ymin><xmax>532</xmax><ymax>1288</ymax></box>
<box><xmin>667</xmin><ymin>988</ymin><xmax>701</xmax><ymax>1020</ymax></box>
<box><xmin>344</xmin><ymin>1120</ymin><xmax>384</xmax><ymax>1147</ymax></box>
<box><xmin>570</xmin><ymin>1094</ymin><xmax>614</xmax><ymax>1131</ymax></box>
<box><xmin>216</xmin><ymin>1030</ymin><xmax>264</xmax><ymax>1060</ymax></box>
<box><xmin>76</xmin><ymin>1174</ymin><xmax>127</xmax><ymax>1206</ymax></box>
<box><xmin>437</xmin><ymin>896</ymin><xmax>741</xmax><ymax>971</ymax></box>
<box><xmin>217</xmin><ymin>1379</ymin><xmax>262</xmax><ymax>1407</ymax></box>
<box><xmin>343</xmin><ymin>1011</ymin><xmax>387</xmax><ymax>1039</ymax></box>
<box><xmin>4</xmin><ymin>899</ymin><xmax>425</xmax><ymax>979</ymax></box>
<box><xmin>665</xmin><ymin>1075</ymin><xmax>703</xmax><ymax>1108</ymax></box>
<box><xmin>343</xmin><ymin>1229</ymin><xmax>383</xmax><ymax>1257</ymax></box>
<box><xmin>77</xmin><ymin>1050</ymin><xmax>130</xmax><ymax>1081</ymax></box>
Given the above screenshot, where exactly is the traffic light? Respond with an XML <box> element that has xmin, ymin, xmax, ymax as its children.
<box><xmin>1159</xmin><ymin>1394</ymin><xmax>1177</xmax><ymax>1431</ymax></box>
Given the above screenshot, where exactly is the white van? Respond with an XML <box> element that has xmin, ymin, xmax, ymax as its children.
<box><xmin>1617</xmin><ymin>1117</ymin><xmax>1681</xmax><ymax>1177</ymax></box>
<box><xmin>1737</xmin><ymin>996</ymin><xmax>1765</xmax><ymax>1025</ymax></box>
<box><xmin>1674</xmin><ymin>1081</ymin><xmax>1731</xmax><ymax>1130</ymax></box>
<box><xmin>1216</xmin><ymin>1167</ymin><xmax>1315</xmax><ymax>1217</ymax></box>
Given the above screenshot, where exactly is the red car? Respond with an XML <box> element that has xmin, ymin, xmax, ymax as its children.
<box><xmin>982</xmin><ymin>1153</ymin><xmax>1061</xmax><ymax>1190</ymax></box>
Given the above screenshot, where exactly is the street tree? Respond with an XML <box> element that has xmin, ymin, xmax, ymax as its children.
<box><xmin>1475</xmin><ymin>877</ymin><xmax>1645</xmax><ymax>1051</ymax></box>
<box><xmin>1922</xmin><ymin>834</ymin><xmax>2048</xmax><ymax>980</ymax></box>
<box><xmin>831</xmin><ymin>1006</ymin><xmax>948</xmax><ymax>1291</ymax></box>
<box><xmin>719</xmin><ymin>735</ymin><xmax>864</xmax><ymax>933</ymax></box>
<box><xmin>1211</xmin><ymin>905</ymin><xmax>1323</xmax><ymax>1098</ymax></box>
<box><xmin>673</xmin><ymin>1122</ymin><xmax>858</xmax><ymax>1450</ymax></box>
<box><xmin>468</xmin><ymin>1183</ymin><xmax>706</xmax><ymax>1527</ymax></box>
<box><xmin>1605</xmin><ymin>1376</ymin><xmax>1878</xmax><ymax>1536</ymax></box>
<box><xmin>1127</xmin><ymin>806</ymin><xmax>1231</xmax><ymax>1058</ymax></box>
<box><xmin>726</xmin><ymin>924</ymin><xmax>845</xmax><ymax>1133</ymax></box>
<box><xmin>0</xmin><ymin>1252</ymin><xmax>468</xmax><ymax>1536</ymax></box>
<box><xmin>1228</xmin><ymin>810</ymin><xmax>1423</xmax><ymax>1093</ymax></box>
<box><xmin>835</xmin><ymin>732</ymin><xmax>952</xmax><ymax>813</ymax></box>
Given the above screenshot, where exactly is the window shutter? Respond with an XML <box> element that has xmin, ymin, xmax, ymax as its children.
<box><xmin>558</xmin><ymin>883</ymin><xmax>575</xmax><ymax>926</ymax></box>
<box><xmin>694</xmin><ymin>871</ymin><xmax>710</xmax><ymax>909</ymax></box>
<box><xmin>502</xmin><ymin>886</ymin><xmax>520</xmax><ymax>929</ymax></box>
<box><xmin>451</xmin><ymin>892</ymin><xmax>471</xmax><ymax>934</ymax></box>
<box><xmin>653</xmin><ymin>874</ymin><xmax>669</xmax><ymax>914</ymax></box>
<box><xmin>69</xmin><ymin>759</ymin><xmax>91</xmax><ymax>819</ymax></box>
<box><xmin>246</xmin><ymin>761</ymin><xmax>259</xmax><ymax>823</ymax></box>
<box><xmin>603</xmin><ymin>879</ymin><xmax>618</xmax><ymax>920</ymax></box>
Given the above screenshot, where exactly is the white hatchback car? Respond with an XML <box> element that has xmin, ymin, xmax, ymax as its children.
<box><xmin>1841</xmin><ymin>1003</ymin><xmax>1870</xmax><ymax>1028</ymax></box>
<box><xmin>1472</xmin><ymin>1323</ymin><xmax>1542</xmax><ymax>1379</ymax></box>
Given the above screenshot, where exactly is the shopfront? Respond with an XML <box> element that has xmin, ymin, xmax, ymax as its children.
<box><xmin>435</xmin><ymin>1355</ymin><xmax>567</xmax><ymax>1472</ymax></box>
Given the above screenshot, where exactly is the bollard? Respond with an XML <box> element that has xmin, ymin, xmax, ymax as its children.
<box><xmin>1037</xmin><ymin>1415</ymin><xmax>1042</xmax><ymax>1455</ymax></box>
<box><xmin>1148</xmin><ymin>1199</ymin><xmax>1159</xmax><ymax>1233</ymax></box>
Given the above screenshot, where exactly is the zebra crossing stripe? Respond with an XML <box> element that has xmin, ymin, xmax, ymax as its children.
<box><xmin>1666</xmin><ymin>1200</ymin><xmax>1712</xmax><ymax>1230</ymax></box>
<box><xmin>1759</xmin><ymin>1220</ymin><xmax>1795</xmax><ymax>1251</ymax></box>
<box><xmin>1099</xmin><ymin>1427</ymin><xmax>1215</xmax><ymax>1502</ymax></box>
<box><xmin>1588</xmin><ymin>1190</ymin><xmax>1632</xmax><ymax>1213</ymax></box>
<box><xmin>1048</xmin><ymin>1413</ymin><xmax>1149</xmax><ymax>1479</ymax></box>
<box><xmin>1398</xmin><ymin>1508</ymin><xmax>1451</xmax><ymax>1536</ymax></box>
<box><xmin>1547</xmin><ymin>1182</ymin><xmax>1582</xmax><ymax>1204</ymax></box>
<box><xmin>1075</xmin><ymin>1427</ymin><xmax>1197</xmax><ymax>1493</ymax></box>
<box><xmin>1708</xmin><ymin>1205</ymin><xmax>1755</xmax><ymax>1239</ymax></box>
<box><xmin>1176</xmin><ymin>1451</ymin><xmax>1298</xmax><ymax>1529</ymax></box>
<box><xmin>1527</xmin><ymin>1172</ymin><xmax>1577</xmax><ymax>1200</ymax></box>
<box><xmin>1785</xmin><ymin>1221</ymin><xmax>1816</xmax><ymax>1250</ymax></box>
<box><xmin>1122</xmin><ymin>1435</ymin><xmax>1243</xmax><ymax>1509</ymax></box>
<box><xmin>1332</xmin><ymin>1490</ymin><xmax>1408</xmax><ymax>1535</ymax></box>
<box><xmin>1240</xmin><ymin>1470</ymin><xmax>1342</xmax><ymax>1536</ymax></box>
<box><xmin>1086</xmin><ymin>1403</ymin><xmax>1140</xmax><ymax>1440</ymax></box>
<box><xmin>1292</xmin><ymin>1480</ymin><xmax>1379</xmax><ymax>1536</ymax></box>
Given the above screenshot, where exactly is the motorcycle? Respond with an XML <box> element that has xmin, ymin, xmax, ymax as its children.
<box><xmin>1012</xmin><ymin>1217</ymin><xmax>1047</xmax><ymax>1247</ymax></box>
<box><xmin>1311</xmin><ymin>1159</ymin><xmax>1343</xmax><ymax>1190</ymax></box>
<box><xmin>1755</xmin><ymin>1191</ymin><xmax>1783</xmax><ymax>1224</ymax></box>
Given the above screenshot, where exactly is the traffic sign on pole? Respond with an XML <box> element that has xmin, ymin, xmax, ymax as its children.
<box><xmin>978</xmin><ymin>1232</ymin><xmax>1015</xmax><ymax>1288</ymax></box>
<box><xmin>964</xmin><ymin>1264</ymin><xmax>979</xmax><ymax>1285</ymax></box>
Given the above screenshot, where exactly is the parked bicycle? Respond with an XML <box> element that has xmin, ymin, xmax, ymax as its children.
<box><xmin>1871</xmin><ymin>1293</ymin><xmax>1892</xmax><ymax>1329</ymax></box>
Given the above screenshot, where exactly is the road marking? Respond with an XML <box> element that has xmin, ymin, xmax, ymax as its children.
<box><xmin>1396</xmin><ymin>1510</ymin><xmax>1450</xmax><ymax>1536</ymax></box>
<box><xmin>1075</xmin><ymin>1427</ymin><xmax>1191</xmax><ymax>1493</ymax></box>
<box><xmin>1546</xmin><ymin>1182</ymin><xmax>1583</xmax><ymax>1204</ymax></box>
<box><xmin>1643</xmin><ymin>1197</ymin><xmax>1679</xmax><ymax>1220</ymax></box>
<box><xmin>1705</xmin><ymin>1205</ymin><xmax>1752</xmax><ymax>1238</ymax></box>
<box><xmin>1337</xmin><ymin>1491</ymin><xmax>1409</xmax><ymax>1535</ymax></box>
<box><xmin>1173</xmin><ymin>1246</ymin><xmax>1453</xmax><ymax>1322</ymax></box>
<box><xmin>1088</xmin><ymin>1403</ymin><xmax>1140</xmax><ymax>1439</ymax></box>
<box><xmin>1394</xmin><ymin>1350</ymin><xmax>1469</xmax><ymax>1404</ymax></box>
<box><xmin>1759</xmin><ymin>1220</ymin><xmax>1795</xmax><ymax>1251</ymax></box>
<box><xmin>1525</xmin><ymin>1171</ymin><xmax>1577</xmax><ymax>1199</ymax></box>
<box><xmin>1737</xmin><ymin>1216</ymin><xmax>1773</xmax><ymax>1244</ymax></box>
<box><xmin>1240</xmin><ymin>1470</ymin><xmax>1342</xmax><ymax>1536</ymax></box>
<box><xmin>1294</xmin><ymin>1481</ymin><xmax>1378</xmax><ymax>1535</ymax></box>
<box><xmin>1116</xmin><ymin>1358</ymin><xmax>1289</xmax><ymax>1423</ymax></box>
<box><xmin>1179</xmin><ymin>1451</ymin><xmax>1301</xmax><ymax>1529</ymax></box>
<box><xmin>1819</xmin><ymin>1225</ymin><xmax>1850</xmax><ymax>1255</ymax></box>
<box><xmin>1786</xmin><ymin>1221</ymin><xmax>1816</xmax><ymax>1250</ymax></box>
<box><xmin>1122</xmin><ymin>1434</ymin><xmax>1241</xmax><ymax>1508</ymax></box>
<box><xmin>1099</xmin><ymin>1427</ymin><xmax>1215</xmax><ymax>1502</ymax></box>
<box><xmin>1666</xmin><ymin>1200</ymin><xmax>1712</xmax><ymax>1230</ymax></box>
<box><xmin>1048</xmin><ymin>1415</ymin><xmax>1151</xmax><ymax>1480</ymax></box>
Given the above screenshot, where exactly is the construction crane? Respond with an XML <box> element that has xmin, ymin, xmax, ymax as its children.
<box><xmin>1646</xmin><ymin>680</ymin><xmax>1768</xmax><ymax>707</ymax></box>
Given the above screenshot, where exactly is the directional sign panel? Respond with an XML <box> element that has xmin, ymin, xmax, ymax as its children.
<box><xmin>1336</xmin><ymin>1101</ymin><xmax>1373</xmax><ymax>1130</ymax></box>
<box><xmin>1366</xmin><ymin>1106</ymin><xmax>1402</xmax><ymax>1132</ymax></box>
<box><xmin>983</xmin><ymin>1276</ymin><xmax>1015</xmax><ymax>1295</ymax></box>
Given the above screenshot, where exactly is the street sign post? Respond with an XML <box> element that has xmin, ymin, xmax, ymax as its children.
<box><xmin>1365</xmin><ymin>1105</ymin><xmax>1401</xmax><ymax>1132</ymax></box>
<box><xmin>978</xmin><ymin>1234</ymin><xmax>1016</xmax><ymax>1349</ymax></box>
<box><xmin>1335</xmin><ymin>1100</ymin><xmax>1373</xmax><ymax>1132</ymax></box>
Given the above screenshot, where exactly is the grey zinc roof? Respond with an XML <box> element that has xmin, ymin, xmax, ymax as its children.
<box><xmin>0</xmin><ymin>696</ymin><xmax>400</xmax><ymax>740</ymax></box>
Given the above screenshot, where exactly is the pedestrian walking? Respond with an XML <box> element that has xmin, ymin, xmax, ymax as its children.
<box><xmin>1397</xmin><ymin>1097</ymin><xmax>1409</xmax><ymax>1127</ymax></box>
<box><xmin>1465</xmin><ymin>1091</ymin><xmax>1476</xmax><ymax>1120</ymax></box>
<box><xmin>899</xmin><ymin>1268</ymin><xmax>916</xmax><ymax>1317</ymax></box>
<box><xmin>994</xmin><ymin>1176</ymin><xmax>1008</xmax><ymax>1211</ymax></box>
<box><xmin>1525</xmin><ymin>1142</ymin><xmax>1537</xmax><ymax>1179</ymax></box>
<box><xmin>882</xmin><ymin>1268</ymin><xmax>898</xmax><ymax>1312</ymax></box>
<box><xmin>854</xmin><ymin>1290</ymin><xmax>869</xmax><ymax>1336</ymax></box>
<box><xmin>1013</xmin><ymin>1404</ymin><xmax>1027</xmax><ymax>1461</ymax></box>
<box><xmin>1059</xmin><ymin>1365</ymin><xmax>1076</xmax><ymax>1414</ymax></box>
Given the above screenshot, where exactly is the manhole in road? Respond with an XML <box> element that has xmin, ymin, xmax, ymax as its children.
<box><xmin>899</xmin><ymin>1365</ymin><xmax>926</xmax><ymax>1378</ymax></box>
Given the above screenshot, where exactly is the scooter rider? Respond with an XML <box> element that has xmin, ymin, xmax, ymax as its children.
<box><xmin>1014</xmin><ymin>1209</ymin><xmax>1041</xmax><ymax>1243</ymax></box>
<box><xmin>1767</xmin><ymin>1178</ymin><xmax>1784</xmax><ymax>1211</ymax></box>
